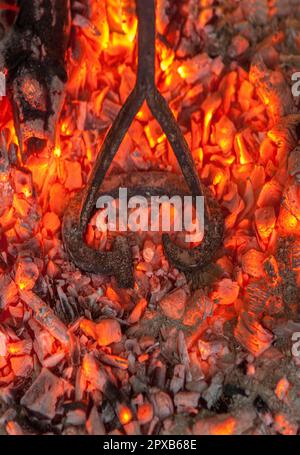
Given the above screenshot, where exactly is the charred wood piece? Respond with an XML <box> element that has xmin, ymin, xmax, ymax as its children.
<box><xmin>4</xmin><ymin>0</ymin><xmax>71</xmax><ymax>159</ymax></box>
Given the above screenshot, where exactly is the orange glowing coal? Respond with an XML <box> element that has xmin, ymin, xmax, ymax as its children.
<box><xmin>211</xmin><ymin>417</ymin><xmax>236</xmax><ymax>436</ymax></box>
<box><xmin>118</xmin><ymin>405</ymin><xmax>133</xmax><ymax>426</ymax></box>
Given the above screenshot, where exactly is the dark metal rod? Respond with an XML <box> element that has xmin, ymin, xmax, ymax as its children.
<box><xmin>137</xmin><ymin>0</ymin><xmax>155</xmax><ymax>88</ymax></box>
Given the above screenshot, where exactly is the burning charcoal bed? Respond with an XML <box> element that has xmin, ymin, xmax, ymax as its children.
<box><xmin>0</xmin><ymin>0</ymin><xmax>300</xmax><ymax>437</ymax></box>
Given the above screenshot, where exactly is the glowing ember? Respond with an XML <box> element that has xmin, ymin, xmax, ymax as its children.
<box><xmin>118</xmin><ymin>405</ymin><xmax>133</xmax><ymax>425</ymax></box>
<box><xmin>0</xmin><ymin>0</ymin><xmax>299</xmax><ymax>438</ymax></box>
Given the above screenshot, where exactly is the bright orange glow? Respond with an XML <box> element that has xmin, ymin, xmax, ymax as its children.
<box><xmin>157</xmin><ymin>133</ymin><xmax>166</xmax><ymax>144</ymax></box>
<box><xmin>247</xmin><ymin>364</ymin><xmax>255</xmax><ymax>376</ymax></box>
<box><xmin>275</xmin><ymin>378</ymin><xmax>289</xmax><ymax>400</ymax></box>
<box><xmin>7</xmin><ymin>346</ymin><xmax>17</xmax><ymax>355</ymax></box>
<box><xmin>144</xmin><ymin>123</ymin><xmax>165</xmax><ymax>148</ymax></box>
<box><xmin>261</xmin><ymin>93</ymin><xmax>270</xmax><ymax>106</ymax></box>
<box><xmin>111</xmin><ymin>32</ymin><xmax>134</xmax><ymax>49</ymax></box>
<box><xmin>80</xmin><ymin>320</ymin><xmax>97</xmax><ymax>340</ymax></box>
<box><xmin>211</xmin><ymin>418</ymin><xmax>236</xmax><ymax>435</ymax></box>
<box><xmin>122</xmin><ymin>16</ymin><xmax>137</xmax><ymax>43</ymax></box>
<box><xmin>203</xmin><ymin>111</ymin><xmax>212</xmax><ymax>145</ymax></box>
<box><xmin>106</xmin><ymin>286</ymin><xmax>119</xmax><ymax>301</ymax></box>
<box><xmin>86</xmin><ymin>147</ymin><xmax>93</xmax><ymax>162</ymax></box>
<box><xmin>119</xmin><ymin>406</ymin><xmax>132</xmax><ymax>425</ymax></box>
<box><xmin>236</xmin><ymin>134</ymin><xmax>252</xmax><ymax>165</ymax></box>
<box><xmin>0</xmin><ymin>173</ymin><xmax>9</xmax><ymax>183</ymax></box>
<box><xmin>61</xmin><ymin>121</ymin><xmax>71</xmax><ymax>136</ymax></box>
<box><xmin>198</xmin><ymin>147</ymin><xmax>203</xmax><ymax>164</ymax></box>
<box><xmin>274</xmin><ymin>414</ymin><xmax>297</xmax><ymax>435</ymax></box>
<box><xmin>18</xmin><ymin>282</ymin><xmax>27</xmax><ymax>291</ymax></box>
<box><xmin>165</xmin><ymin>73</ymin><xmax>173</xmax><ymax>87</ymax></box>
<box><xmin>7</xmin><ymin>344</ymin><xmax>21</xmax><ymax>355</ymax></box>
<box><xmin>213</xmin><ymin>170</ymin><xmax>223</xmax><ymax>186</ymax></box>
<box><xmin>136</xmin><ymin>110</ymin><xmax>143</xmax><ymax>120</ymax></box>
<box><xmin>160</xmin><ymin>48</ymin><xmax>175</xmax><ymax>72</ymax></box>
<box><xmin>22</xmin><ymin>187</ymin><xmax>32</xmax><ymax>198</ymax></box>
<box><xmin>255</xmin><ymin>207</ymin><xmax>276</xmax><ymax>240</ymax></box>
<box><xmin>54</xmin><ymin>147</ymin><xmax>61</xmax><ymax>158</ymax></box>
<box><xmin>177</xmin><ymin>66</ymin><xmax>187</xmax><ymax>79</ymax></box>
<box><xmin>281</xmin><ymin>211</ymin><xmax>299</xmax><ymax>233</ymax></box>
<box><xmin>82</xmin><ymin>355</ymin><xmax>94</xmax><ymax>378</ymax></box>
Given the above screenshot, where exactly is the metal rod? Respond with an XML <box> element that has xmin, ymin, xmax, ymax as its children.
<box><xmin>137</xmin><ymin>0</ymin><xmax>155</xmax><ymax>88</ymax></box>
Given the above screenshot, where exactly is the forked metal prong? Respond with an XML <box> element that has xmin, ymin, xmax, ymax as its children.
<box><xmin>62</xmin><ymin>0</ymin><xmax>224</xmax><ymax>287</ymax></box>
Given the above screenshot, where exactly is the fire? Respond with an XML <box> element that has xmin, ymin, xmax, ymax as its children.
<box><xmin>118</xmin><ymin>405</ymin><xmax>133</xmax><ymax>425</ymax></box>
<box><xmin>17</xmin><ymin>282</ymin><xmax>26</xmax><ymax>291</ymax></box>
<box><xmin>279</xmin><ymin>209</ymin><xmax>300</xmax><ymax>235</ymax></box>
<box><xmin>54</xmin><ymin>147</ymin><xmax>61</xmax><ymax>158</ymax></box>
<box><xmin>22</xmin><ymin>187</ymin><xmax>32</xmax><ymax>198</ymax></box>
<box><xmin>236</xmin><ymin>134</ymin><xmax>252</xmax><ymax>165</ymax></box>
<box><xmin>61</xmin><ymin>121</ymin><xmax>71</xmax><ymax>136</ymax></box>
<box><xmin>255</xmin><ymin>207</ymin><xmax>276</xmax><ymax>241</ymax></box>
<box><xmin>0</xmin><ymin>0</ymin><xmax>300</xmax><ymax>437</ymax></box>
<box><xmin>203</xmin><ymin>110</ymin><xmax>213</xmax><ymax>146</ymax></box>
<box><xmin>121</xmin><ymin>11</ymin><xmax>137</xmax><ymax>43</ymax></box>
<box><xmin>275</xmin><ymin>378</ymin><xmax>290</xmax><ymax>400</ymax></box>
<box><xmin>160</xmin><ymin>48</ymin><xmax>175</xmax><ymax>72</ymax></box>
<box><xmin>211</xmin><ymin>417</ymin><xmax>236</xmax><ymax>435</ymax></box>
<box><xmin>201</xmin><ymin>93</ymin><xmax>222</xmax><ymax>145</ymax></box>
<box><xmin>274</xmin><ymin>414</ymin><xmax>298</xmax><ymax>435</ymax></box>
<box><xmin>15</xmin><ymin>261</ymin><xmax>39</xmax><ymax>292</ymax></box>
<box><xmin>177</xmin><ymin>66</ymin><xmax>187</xmax><ymax>79</ymax></box>
<box><xmin>82</xmin><ymin>355</ymin><xmax>94</xmax><ymax>378</ymax></box>
<box><xmin>7</xmin><ymin>345</ymin><xmax>18</xmax><ymax>355</ymax></box>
